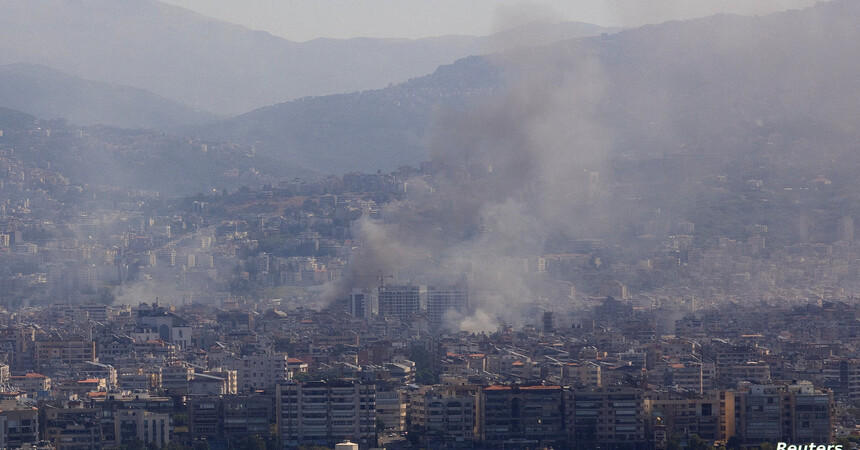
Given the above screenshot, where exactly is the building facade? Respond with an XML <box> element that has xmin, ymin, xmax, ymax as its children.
<box><xmin>377</xmin><ymin>284</ymin><xmax>424</xmax><ymax>321</ymax></box>
<box><xmin>478</xmin><ymin>385</ymin><xmax>566</xmax><ymax>448</ymax></box>
<box><xmin>276</xmin><ymin>380</ymin><xmax>376</xmax><ymax>448</ymax></box>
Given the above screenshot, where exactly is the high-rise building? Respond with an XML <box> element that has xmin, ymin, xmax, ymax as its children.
<box><xmin>478</xmin><ymin>385</ymin><xmax>566</xmax><ymax>448</ymax></box>
<box><xmin>112</xmin><ymin>410</ymin><xmax>171</xmax><ymax>448</ymax></box>
<box><xmin>34</xmin><ymin>337</ymin><xmax>96</xmax><ymax>371</ymax></box>
<box><xmin>276</xmin><ymin>380</ymin><xmax>376</xmax><ymax>448</ymax></box>
<box><xmin>838</xmin><ymin>216</ymin><xmax>855</xmax><ymax>242</ymax></box>
<box><xmin>658</xmin><ymin>361</ymin><xmax>707</xmax><ymax>394</ymax></box>
<box><xmin>730</xmin><ymin>383</ymin><xmax>833</xmax><ymax>447</ymax></box>
<box><xmin>425</xmin><ymin>285</ymin><xmax>468</xmax><ymax>331</ymax></box>
<box><xmin>542</xmin><ymin>310</ymin><xmax>555</xmax><ymax>333</ymax></box>
<box><xmin>240</xmin><ymin>353</ymin><xmax>291</xmax><ymax>391</ymax></box>
<box><xmin>375</xmin><ymin>390</ymin><xmax>406</xmax><ymax>432</ymax></box>
<box><xmin>188</xmin><ymin>396</ymin><xmax>273</xmax><ymax>442</ymax></box>
<box><xmin>822</xmin><ymin>358</ymin><xmax>860</xmax><ymax>400</ymax></box>
<box><xmin>44</xmin><ymin>404</ymin><xmax>101</xmax><ymax>450</ymax></box>
<box><xmin>377</xmin><ymin>284</ymin><xmax>424</xmax><ymax>321</ymax></box>
<box><xmin>412</xmin><ymin>387</ymin><xmax>476</xmax><ymax>446</ymax></box>
<box><xmin>349</xmin><ymin>288</ymin><xmax>375</xmax><ymax>319</ymax></box>
<box><xmin>566</xmin><ymin>387</ymin><xmax>647</xmax><ymax>449</ymax></box>
<box><xmin>797</xmin><ymin>216</ymin><xmax>811</xmax><ymax>243</ymax></box>
<box><xmin>188</xmin><ymin>397</ymin><xmax>220</xmax><ymax>439</ymax></box>
<box><xmin>0</xmin><ymin>399</ymin><xmax>39</xmax><ymax>448</ymax></box>
<box><xmin>645</xmin><ymin>392</ymin><xmax>724</xmax><ymax>443</ymax></box>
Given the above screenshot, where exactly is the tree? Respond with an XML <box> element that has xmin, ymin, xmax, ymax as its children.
<box><xmin>725</xmin><ymin>436</ymin><xmax>742</xmax><ymax>450</ymax></box>
<box><xmin>173</xmin><ymin>413</ymin><xmax>188</xmax><ymax>428</ymax></box>
<box><xmin>665</xmin><ymin>433</ymin><xmax>682</xmax><ymax>450</ymax></box>
<box><xmin>686</xmin><ymin>435</ymin><xmax>713</xmax><ymax>450</ymax></box>
<box><xmin>302</xmin><ymin>198</ymin><xmax>319</xmax><ymax>213</ymax></box>
<box><xmin>237</xmin><ymin>436</ymin><xmax>266</xmax><ymax>450</ymax></box>
<box><xmin>410</xmin><ymin>346</ymin><xmax>439</xmax><ymax>385</ymax></box>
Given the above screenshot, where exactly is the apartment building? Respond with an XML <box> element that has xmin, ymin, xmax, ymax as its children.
<box><xmin>729</xmin><ymin>383</ymin><xmax>833</xmax><ymax>446</ymax></box>
<box><xmin>566</xmin><ymin>387</ymin><xmax>647</xmax><ymax>449</ymax></box>
<box><xmin>276</xmin><ymin>380</ymin><xmax>376</xmax><ymax>448</ymax></box>
<box><xmin>478</xmin><ymin>385</ymin><xmax>565</xmax><ymax>448</ymax></box>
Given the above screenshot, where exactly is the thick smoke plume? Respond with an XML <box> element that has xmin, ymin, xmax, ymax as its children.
<box><xmin>334</xmin><ymin>36</ymin><xmax>619</xmax><ymax>332</ymax></box>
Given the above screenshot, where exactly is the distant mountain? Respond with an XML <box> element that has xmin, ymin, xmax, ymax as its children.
<box><xmin>200</xmin><ymin>56</ymin><xmax>505</xmax><ymax>173</ymax></box>
<box><xmin>0</xmin><ymin>106</ymin><xmax>37</xmax><ymax>131</ymax></box>
<box><xmin>482</xmin><ymin>21</ymin><xmax>620</xmax><ymax>52</ymax></box>
<box><xmin>201</xmin><ymin>0</ymin><xmax>860</xmax><ymax>174</ymax></box>
<box><xmin>0</xmin><ymin>64</ymin><xmax>218</xmax><ymax>129</ymax></box>
<box><xmin>0</xmin><ymin>119</ymin><xmax>298</xmax><ymax>195</ymax></box>
<box><xmin>0</xmin><ymin>0</ymin><xmax>616</xmax><ymax>116</ymax></box>
<box><xmin>584</xmin><ymin>0</ymin><xmax>860</xmax><ymax>151</ymax></box>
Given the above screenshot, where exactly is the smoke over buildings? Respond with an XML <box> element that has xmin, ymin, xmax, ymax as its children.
<box><xmin>337</xmin><ymin>38</ymin><xmax>618</xmax><ymax>332</ymax></box>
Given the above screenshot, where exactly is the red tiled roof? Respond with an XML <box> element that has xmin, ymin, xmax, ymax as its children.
<box><xmin>12</xmin><ymin>373</ymin><xmax>46</xmax><ymax>379</ymax></box>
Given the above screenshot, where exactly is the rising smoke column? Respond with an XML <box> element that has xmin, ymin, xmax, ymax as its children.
<box><xmin>338</xmin><ymin>35</ymin><xmax>617</xmax><ymax>332</ymax></box>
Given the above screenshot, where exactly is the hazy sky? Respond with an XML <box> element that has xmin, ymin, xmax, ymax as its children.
<box><xmin>159</xmin><ymin>0</ymin><xmax>823</xmax><ymax>42</ymax></box>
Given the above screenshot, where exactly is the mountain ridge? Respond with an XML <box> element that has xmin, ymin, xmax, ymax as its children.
<box><xmin>0</xmin><ymin>63</ymin><xmax>219</xmax><ymax>129</ymax></box>
<box><xmin>200</xmin><ymin>0</ymin><xmax>860</xmax><ymax>174</ymax></box>
<box><xmin>0</xmin><ymin>0</ymin><xmax>614</xmax><ymax>116</ymax></box>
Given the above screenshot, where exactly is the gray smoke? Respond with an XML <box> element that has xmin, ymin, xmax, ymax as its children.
<box><xmin>333</xmin><ymin>37</ymin><xmax>616</xmax><ymax>331</ymax></box>
<box><xmin>324</xmin><ymin>0</ymin><xmax>854</xmax><ymax>330</ymax></box>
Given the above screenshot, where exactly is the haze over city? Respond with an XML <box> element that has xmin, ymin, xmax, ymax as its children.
<box><xmin>0</xmin><ymin>1</ymin><xmax>858</xmax><ymax>449</ymax></box>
